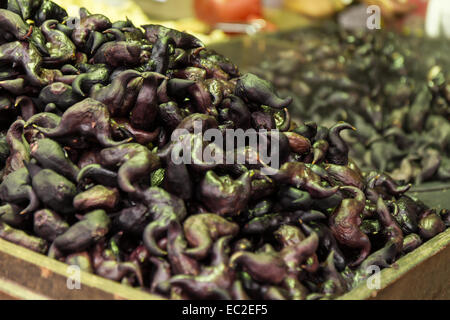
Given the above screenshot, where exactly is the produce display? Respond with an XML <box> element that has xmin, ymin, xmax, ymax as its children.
<box><xmin>248</xmin><ymin>25</ymin><xmax>450</xmax><ymax>184</ymax></box>
<box><xmin>0</xmin><ymin>1</ymin><xmax>448</xmax><ymax>300</ymax></box>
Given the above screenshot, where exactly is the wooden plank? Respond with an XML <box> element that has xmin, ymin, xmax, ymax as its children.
<box><xmin>0</xmin><ymin>228</ymin><xmax>448</xmax><ymax>299</ymax></box>
<box><xmin>0</xmin><ymin>278</ymin><xmax>49</xmax><ymax>300</ymax></box>
<box><xmin>339</xmin><ymin>228</ymin><xmax>450</xmax><ymax>300</ymax></box>
<box><xmin>0</xmin><ymin>238</ymin><xmax>164</xmax><ymax>300</ymax></box>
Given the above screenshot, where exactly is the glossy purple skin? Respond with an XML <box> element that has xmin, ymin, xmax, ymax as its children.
<box><xmin>33</xmin><ymin>98</ymin><xmax>130</xmax><ymax>147</ymax></box>
<box><xmin>330</xmin><ymin>186</ymin><xmax>371</xmax><ymax>267</ymax></box>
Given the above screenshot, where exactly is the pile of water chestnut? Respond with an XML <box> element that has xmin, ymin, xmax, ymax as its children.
<box><xmin>248</xmin><ymin>25</ymin><xmax>450</xmax><ymax>184</ymax></box>
<box><xmin>0</xmin><ymin>2</ymin><xmax>448</xmax><ymax>300</ymax></box>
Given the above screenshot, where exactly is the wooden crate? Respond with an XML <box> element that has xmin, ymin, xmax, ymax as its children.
<box><xmin>0</xmin><ymin>227</ymin><xmax>448</xmax><ymax>300</ymax></box>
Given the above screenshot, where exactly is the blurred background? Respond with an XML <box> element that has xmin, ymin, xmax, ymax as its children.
<box><xmin>52</xmin><ymin>0</ymin><xmax>450</xmax><ymax>45</ymax></box>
